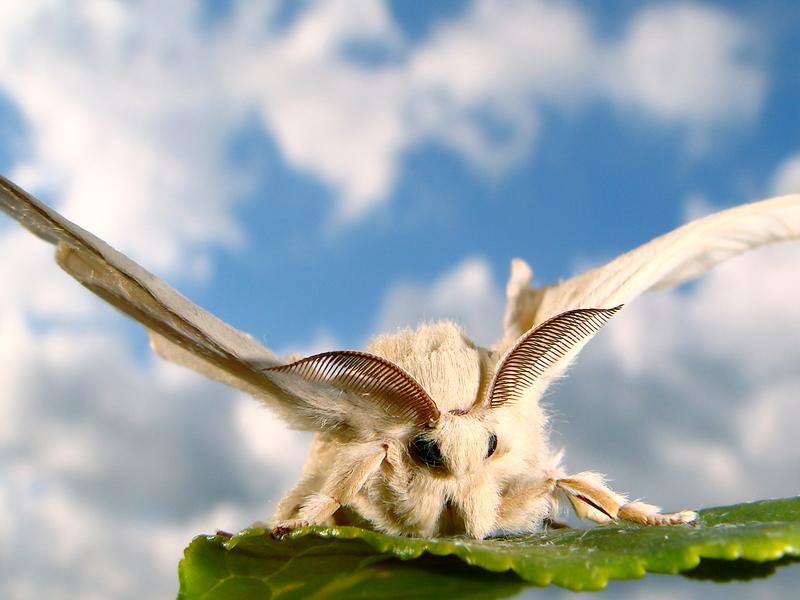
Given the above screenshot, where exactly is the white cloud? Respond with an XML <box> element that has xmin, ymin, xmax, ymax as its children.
<box><xmin>0</xmin><ymin>304</ymin><xmax>307</xmax><ymax>598</ymax></box>
<box><xmin>609</xmin><ymin>3</ymin><xmax>764</xmax><ymax>125</ymax></box>
<box><xmin>404</xmin><ymin>0</ymin><xmax>764</xmax><ymax>174</ymax></box>
<box><xmin>737</xmin><ymin>381</ymin><xmax>800</xmax><ymax>466</ymax></box>
<box><xmin>0</xmin><ymin>1</ymin><xmax>245</xmax><ymax>277</ymax></box>
<box><xmin>771</xmin><ymin>152</ymin><xmax>800</xmax><ymax>195</ymax></box>
<box><xmin>0</xmin><ymin>0</ymin><xmax>767</xmax><ymax>234</ymax></box>
<box><xmin>681</xmin><ymin>192</ymin><xmax>716</xmax><ymax>222</ymax></box>
<box><xmin>405</xmin><ymin>0</ymin><xmax>594</xmax><ymax>173</ymax></box>
<box><xmin>0</xmin><ymin>230</ymin><xmax>95</xmax><ymax>320</ymax></box>
<box><xmin>235</xmin><ymin>399</ymin><xmax>312</xmax><ymax>481</ymax></box>
<box><xmin>375</xmin><ymin>256</ymin><xmax>505</xmax><ymax>346</ymax></box>
<box><xmin>276</xmin><ymin>327</ymin><xmax>343</xmax><ymax>359</ymax></box>
<box><xmin>1</xmin><ymin>478</ymin><xmax>264</xmax><ymax>600</ymax></box>
<box><xmin>410</xmin><ymin>0</ymin><xmax>595</xmax><ymax>104</ymax></box>
<box><xmin>219</xmin><ymin>1</ymin><xmax>410</xmax><ymax>221</ymax></box>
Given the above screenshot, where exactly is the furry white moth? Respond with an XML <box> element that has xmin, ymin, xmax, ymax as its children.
<box><xmin>2</xmin><ymin>174</ymin><xmax>799</xmax><ymax>539</ymax></box>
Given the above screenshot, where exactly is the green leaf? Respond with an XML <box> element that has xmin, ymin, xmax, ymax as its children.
<box><xmin>178</xmin><ymin>497</ymin><xmax>800</xmax><ymax>598</ymax></box>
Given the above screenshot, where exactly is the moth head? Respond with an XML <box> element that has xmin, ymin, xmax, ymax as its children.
<box><xmin>409</xmin><ymin>412</ymin><xmax>499</xmax><ymax>477</ymax></box>
<box><xmin>364</xmin><ymin>322</ymin><xmax>503</xmax><ymax>476</ymax></box>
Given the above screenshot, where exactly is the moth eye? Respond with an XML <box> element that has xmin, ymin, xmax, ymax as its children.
<box><xmin>486</xmin><ymin>433</ymin><xmax>498</xmax><ymax>459</ymax></box>
<box><xmin>410</xmin><ymin>435</ymin><xmax>444</xmax><ymax>469</ymax></box>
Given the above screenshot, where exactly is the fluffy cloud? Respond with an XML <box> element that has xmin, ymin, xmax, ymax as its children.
<box><xmin>609</xmin><ymin>3</ymin><xmax>764</xmax><ymax>124</ymax></box>
<box><xmin>218</xmin><ymin>1</ymin><xmax>409</xmax><ymax>220</ymax></box>
<box><xmin>0</xmin><ymin>1</ymin><xmax>244</xmax><ymax>276</ymax></box>
<box><xmin>0</xmin><ymin>229</ymin><xmax>96</xmax><ymax>320</ymax></box>
<box><xmin>0</xmin><ymin>0</ymin><xmax>766</xmax><ymax>234</ymax></box>
<box><xmin>0</xmin><ymin>303</ymin><xmax>308</xmax><ymax>599</ymax></box>
<box><xmin>771</xmin><ymin>152</ymin><xmax>800</xmax><ymax>195</ymax></box>
<box><xmin>374</xmin><ymin>256</ymin><xmax>505</xmax><ymax>346</ymax></box>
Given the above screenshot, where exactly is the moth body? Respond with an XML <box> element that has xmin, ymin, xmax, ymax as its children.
<box><xmin>2</xmin><ymin>175</ymin><xmax>797</xmax><ymax>540</ymax></box>
<box><xmin>270</xmin><ymin>320</ymin><xmax>636</xmax><ymax>539</ymax></box>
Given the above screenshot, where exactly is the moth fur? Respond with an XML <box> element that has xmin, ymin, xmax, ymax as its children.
<box><xmin>1</xmin><ymin>174</ymin><xmax>799</xmax><ymax>539</ymax></box>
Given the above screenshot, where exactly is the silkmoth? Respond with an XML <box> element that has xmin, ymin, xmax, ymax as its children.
<box><xmin>2</xmin><ymin>174</ymin><xmax>799</xmax><ymax>539</ymax></box>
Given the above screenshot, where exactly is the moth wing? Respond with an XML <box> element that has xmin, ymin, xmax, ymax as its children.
<box><xmin>500</xmin><ymin>194</ymin><xmax>800</xmax><ymax>347</ymax></box>
<box><xmin>0</xmin><ymin>175</ymin><xmax>406</xmax><ymax>433</ymax></box>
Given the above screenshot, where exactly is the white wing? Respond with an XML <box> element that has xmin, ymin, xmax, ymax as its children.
<box><xmin>0</xmin><ymin>175</ymin><xmax>414</xmax><ymax>434</ymax></box>
<box><xmin>499</xmin><ymin>194</ymin><xmax>800</xmax><ymax>351</ymax></box>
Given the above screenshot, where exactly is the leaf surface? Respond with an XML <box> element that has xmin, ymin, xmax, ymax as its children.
<box><xmin>178</xmin><ymin>497</ymin><xmax>800</xmax><ymax>598</ymax></box>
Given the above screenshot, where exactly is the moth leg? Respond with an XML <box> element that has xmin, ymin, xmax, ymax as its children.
<box><xmin>618</xmin><ymin>502</ymin><xmax>698</xmax><ymax>526</ymax></box>
<box><xmin>271</xmin><ymin>444</ymin><xmax>386</xmax><ymax>535</ymax></box>
<box><xmin>556</xmin><ymin>471</ymin><xmax>697</xmax><ymax>526</ymax></box>
<box><xmin>271</xmin><ymin>474</ymin><xmax>320</xmax><ymax>525</ymax></box>
<box><xmin>494</xmin><ymin>477</ymin><xmax>560</xmax><ymax>533</ymax></box>
<box><xmin>271</xmin><ymin>435</ymin><xmax>330</xmax><ymax>523</ymax></box>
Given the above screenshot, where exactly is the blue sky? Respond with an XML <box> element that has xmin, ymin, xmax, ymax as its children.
<box><xmin>180</xmin><ymin>0</ymin><xmax>800</xmax><ymax>351</ymax></box>
<box><xmin>1</xmin><ymin>1</ymin><xmax>799</xmax><ymax>598</ymax></box>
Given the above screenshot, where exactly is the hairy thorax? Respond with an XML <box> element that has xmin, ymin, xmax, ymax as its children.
<box><xmin>366</xmin><ymin>321</ymin><xmax>491</xmax><ymax>413</ymax></box>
